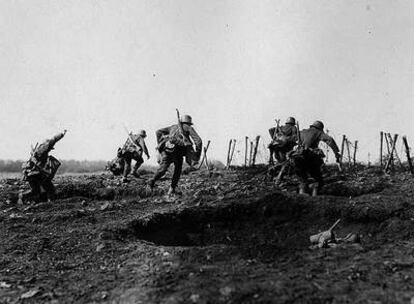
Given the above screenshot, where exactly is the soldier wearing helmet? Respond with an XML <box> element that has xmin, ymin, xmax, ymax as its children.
<box><xmin>268</xmin><ymin>116</ymin><xmax>298</xmax><ymax>164</ymax></box>
<box><xmin>120</xmin><ymin>129</ymin><xmax>150</xmax><ymax>182</ymax></box>
<box><xmin>21</xmin><ymin>130</ymin><xmax>67</xmax><ymax>203</ymax></box>
<box><xmin>292</xmin><ymin>120</ymin><xmax>341</xmax><ymax>196</ymax></box>
<box><xmin>148</xmin><ymin>114</ymin><xmax>202</xmax><ymax>195</ymax></box>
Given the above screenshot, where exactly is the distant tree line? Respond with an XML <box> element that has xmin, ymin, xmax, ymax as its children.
<box><xmin>0</xmin><ymin>160</ymin><xmax>107</xmax><ymax>173</ymax></box>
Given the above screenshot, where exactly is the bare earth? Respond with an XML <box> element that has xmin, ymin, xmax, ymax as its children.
<box><xmin>1</xmin><ymin>166</ymin><xmax>414</xmax><ymax>303</ymax></box>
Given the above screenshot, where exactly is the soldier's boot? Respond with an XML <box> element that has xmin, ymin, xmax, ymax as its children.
<box><xmin>132</xmin><ymin>171</ymin><xmax>140</xmax><ymax>178</ymax></box>
<box><xmin>122</xmin><ymin>177</ymin><xmax>130</xmax><ymax>183</ymax></box>
<box><xmin>17</xmin><ymin>190</ymin><xmax>24</xmax><ymax>205</ymax></box>
<box><xmin>310</xmin><ymin>183</ymin><xmax>319</xmax><ymax>197</ymax></box>
<box><xmin>147</xmin><ymin>179</ymin><xmax>155</xmax><ymax>189</ymax></box>
<box><xmin>298</xmin><ymin>184</ymin><xmax>307</xmax><ymax>195</ymax></box>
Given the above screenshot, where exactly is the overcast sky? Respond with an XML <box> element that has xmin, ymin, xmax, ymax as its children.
<box><xmin>1</xmin><ymin>0</ymin><xmax>413</xmax><ymax>164</ymax></box>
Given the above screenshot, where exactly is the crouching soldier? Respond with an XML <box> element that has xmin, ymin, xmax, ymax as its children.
<box><xmin>120</xmin><ymin>130</ymin><xmax>150</xmax><ymax>183</ymax></box>
<box><xmin>21</xmin><ymin>130</ymin><xmax>67</xmax><ymax>203</ymax></box>
<box><xmin>292</xmin><ymin>121</ymin><xmax>341</xmax><ymax>196</ymax></box>
<box><xmin>268</xmin><ymin>117</ymin><xmax>298</xmax><ymax>164</ymax></box>
<box><xmin>148</xmin><ymin>114</ymin><xmax>202</xmax><ymax>195</ymax></box>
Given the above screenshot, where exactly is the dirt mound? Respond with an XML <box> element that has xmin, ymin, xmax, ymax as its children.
<box><xmin>2</xmin><ymin>166</ymin><xmax>414</xmax><ymax>303</ymax></box>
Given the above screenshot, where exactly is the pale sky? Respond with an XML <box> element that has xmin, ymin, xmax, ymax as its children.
<box><xmin>1</xmin><ymin>0</ymin><xmax>413</xmax><ymax>165</ymax></box>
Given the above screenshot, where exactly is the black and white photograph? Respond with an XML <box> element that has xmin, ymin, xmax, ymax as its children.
<box><xmin>1</xmin><ymin>1</ymin><xmax>414</xmax><ymax>303</ymax></box>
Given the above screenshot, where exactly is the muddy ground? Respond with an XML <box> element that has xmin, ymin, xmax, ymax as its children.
<box><xmin>1</xmin><ymin>165</ymin><xmax>414</xmax><ymax>303</ymax></box>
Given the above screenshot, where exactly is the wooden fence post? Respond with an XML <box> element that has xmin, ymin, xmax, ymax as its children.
<box><xmin>226</xmin><ymin>139</ymin><xmax>232</xmax><ymax>169</ymax></box>
<box><xmin>385</xmin><ymin>134</ymin><xmax>398</xmax><ymax>172</ymax></box>
<box><xmin>249</xmin><ymin>141</ymin><xmax>254</xmax><ymax>166</ymax></box>
<box><xmin>340</xmin><ymin>135</ymin><xmax>346</xmax><ymax>163</ymax></box>
<box><xmin>403</xmin><ymin>136</ymin><xmax>414</xmax><ymax>175</ymax></box>
<box><xmin>380</xmin><ymin>131</ymin><xmax>383</xmax><ymax>168</ymax></box>
<box><xmin>252</xmin><ymin>136</ymin><xmax>260</xmax><ymax>166</ymax></box>
<box><xmin>244</xmin><ymin>136</ymin><xmax>249</xmax><ymax>167</ymax></box>
<box><xmin>346</xmin><ymin>139</ymin><xmax>352</xmax><ymax>166</ymax></box>
<box><xmin>228</xmin><ymin>139</ymin><xmax>236</xmax><ymax>168</ymax></box>
<box><xmin>353</xmin><ymin>140</ymin><xmax>358</xmax><ymax>166</ymax></box>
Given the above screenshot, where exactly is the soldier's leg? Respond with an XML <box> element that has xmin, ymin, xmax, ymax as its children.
<box><xmin>123</xmin><ymin>157</ymin><xmax>132</xmax><ymax>178</ymax></box>
<box><xmin>42</xmin><ymin>179</ymin><xmax>56</xmax><ymax>200</ymax></box>
<box><xmin>171</xmin><ymin>153</ymin><xmax>183</xmax><ymax>190</ymax></box>
<box><xmin>132</xmin><ymin>153</ymin><xmax>144</xmax><ymax>177</ymax></box>
<box><xmin>308</xmin><ymin>155</ymin><xmax>324</xmax><ymax>190</ymax></box>
<box><xmin>268</xmin><ymin>147</ymin><xmax>274</xmax><ymax>165</ymax></box>
<box><xmin>293</xmin><ymin>155</ymin><xmax>309</xmax><ymax>194</ymax></box>
<box><xmin>149</xmin><ymin>152</ymin><xmax>173</xmax><ymax>188</ymax></box>
<box><xmin>23</xmin><ymin>178</ymin><xmax>42</xmax><ymax>202</ymax></box>
<box><xmin>274</xmin><ymin>148</ymin><xmax>283</xmax><ymax>163</ymax></box>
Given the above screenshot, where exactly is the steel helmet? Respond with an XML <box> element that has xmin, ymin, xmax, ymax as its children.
<box><xmin>285</xmin><ymin>117</ymin><xmax>296</xmax><ymax>125</ymax></box>
<box><xmin>310</xmin><ymin>120</ymin><xmax>324</xmax><ymax>131</ymax></box>
<box><xmin>181</xmin><ymin>115</ymin><xmax>193</xmax><ymax>125</ymax></box>
<box><xmin>139</xmin><ymin>130</ymin><xmax>147</xmax><ymax>137</ymax></box>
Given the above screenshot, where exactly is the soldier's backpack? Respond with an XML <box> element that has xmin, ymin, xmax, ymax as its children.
<box><xmin>44</xmin><ymin>155</ymin><xmax>61</xmax><ymax>179</ymax></box>
<box><xmin>106</xmin><ymin>149</ymin><xmax>125</xmax><ymax>176</ymax></box>
<box><xmin>269</xmin><ymin>133</ymin><xmax>289</xmax><ymax>149</ymax></box>
<box><xmin>22</xmin><ymin>155</ymin><xmax>61</xmax><ymax>181</ymax></box>
<box><xmin>168</xmin><ymin>125</ymin><xmax>192</xmax><ymax>148</ymax></box>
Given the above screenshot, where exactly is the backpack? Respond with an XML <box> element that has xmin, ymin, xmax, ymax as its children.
<box><xmin>106</xmin><ymin>149</ymin><xmax>125</xmax><ymax>176</ymax></box>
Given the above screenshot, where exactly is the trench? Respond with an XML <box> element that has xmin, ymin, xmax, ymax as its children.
<box><xmin>113</xmin><ymin>192</ymin><xmax>337</xmax><ymax>248</ymax></box>
<box><xmin>105</xmin><ymin>183</ymin><xmax>414</xmax><ymax>251</ymax></box>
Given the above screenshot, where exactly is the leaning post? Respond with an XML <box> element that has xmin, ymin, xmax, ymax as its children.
<box><xmin>340</xmin><ymin>135</ymin><xmax>346</xmax><ymax>163</ymax></box>
<box><xmin>353</xmin><ymin>140</ymin><xmax>358</xmax><ymax>166</ymax></box>
<box><xmin>226</xmin><ymin>139</ymin><xmax>232</xmax><ymax>169</ymax></box>
<box><xmin>252</xmin><ymin>135</ymin><xmax>260</xmax><ymax>166</ymax></box>
<box><xmin>403</xmin><ymin>136</ymin><xmax>414</xmax><ymax>175</ymax></box>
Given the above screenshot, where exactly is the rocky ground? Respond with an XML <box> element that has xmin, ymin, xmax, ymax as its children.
<box><xmin>1</xmin><ymin>165</ymin><xmax>414</xmax><ymax>303</ymax></box>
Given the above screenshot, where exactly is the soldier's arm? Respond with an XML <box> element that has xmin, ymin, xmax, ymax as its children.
<box><xmin>284</xmin><ymin>126</ymin><xmax>298</xmax><ymax>143</ymax></box>
<box><xmin>155</xmin><ymin>127</ymin><xmax>171</xmax><ymax>144</ymax></box>
<box><xmin>269</xmin><ymin>127</ymin><xmax>276</xmax><ymax>138</ymax></box>
<box><xmin>35</xmin><ymin>131</ymin><xmax>66</xmax><ymax>157</ymax></box>
<box><xmin>139</xmin><ymin>138</ymin><xmax>150</xmax><ymax>158</ymax></box>
<box><xmin>188</xmin><ymin>127</ymin><xmax>202</xmax><ymax>158</ymax></box>
<box><xmin>320</xmin><ymin>133</ymin><xmax>340</xmax><ymax>155</ymax></box>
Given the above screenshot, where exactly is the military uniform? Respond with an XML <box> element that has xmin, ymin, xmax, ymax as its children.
<box><xmin>22</xmin><ymin>131</ymin><xmax>66</xmax><ymax>202</ymax></box>
<box><xmin>292</xmin><ymin>121</ymin><xmax>340</xmax><ymax>194</ymax></box>
<box><xmin>268</xmin><ymin>117</ymin><xmax>298</xmax><ymax>164</ymax></box>
<box><xmin>149</xmin><ymin>116</ymin><xmax>202</xmax><ymax>194</ymax></box>
<box><xmin>121</xmin><ymin>131</ymin><xmax>149</xmax><ymax>180</ymax></box>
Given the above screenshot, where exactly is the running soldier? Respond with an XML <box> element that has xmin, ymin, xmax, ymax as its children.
<box><xmin>291</xmin><ymin>121</ymin><xmax>341</xmax><ymax>196</ymax></box>
<box><xmin>21</xmin><ymin>130</ymin><xmax>67</xmax><ymax>202</ymax></box>
<box><xmin>120</xmin><ymin>130</ymin><xmax>150</xmax><ymax>183</ymax></box>
<box><xmin>148</xmin><ymin>114</ymin><xmax>202</xmax><ymax>195</ymax></box>
<box><xmin>268</xmin><ymin>117</ymin><xmax>298</xmax><ymax>164</ymax></box>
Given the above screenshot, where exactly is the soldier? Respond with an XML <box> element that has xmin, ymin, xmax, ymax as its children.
<box><xmin>148</xmin><ymin>114</ymin><xmax>202</xmax><ymax>195</ymax></box>
<box><xmin>268</xmin><ymin>117</ymin><xmax>298</xmax><ymax>164</ymax></box>
<box><xmin>21</xmin><ymin>130</ymin><xmax>67</xmax><ymax>203</ymax></box>
<box><xmin>292</xmin><ymin>120</ymin><xmax>341</xmax><ymax>196</ymax></box>
<box><xmin>120</xmin><ymin>130</ymin><xmax>150</xmax><ymax>183</ymax></box>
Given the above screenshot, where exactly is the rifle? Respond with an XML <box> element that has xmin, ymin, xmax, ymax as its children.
<box><xmin>123</xmin><ymin>125</ymin><xmax>142</xmax><ymax>152</ymax></box>
<box><xmin>175</xmin><ymin>109</ymin><xmax>192</xmax><ymax>146</ymax></box>
<box><xmin>296</xmin><ymin>121</ymin><xmax>302</xmax><ymax>148</ymax></box>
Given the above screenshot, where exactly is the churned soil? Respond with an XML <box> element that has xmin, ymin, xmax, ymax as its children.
<box><xmin>1</xmin><ymin>165</ymin><xmax>414</xmax><ymax>303</ymax></box>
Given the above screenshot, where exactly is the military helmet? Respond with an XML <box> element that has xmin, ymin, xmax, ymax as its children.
<box><xmin>310</xmin><ymin>120</ymin><xmax>324</xmax><ymax>131</ymax></box>
<box><xmin>181</xmin><ymin>115</ymin><xmax>193</xmax><ymax>125</ymax></box>
<box><xmin>285</xmin><ymin>117</ymin><xmax>296</xmax><ymax>125</ymax></box>
<box><xmin>139</xmin><ymin>130</ymin><xmax>147</xmax><ymax>137</ymax></box>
